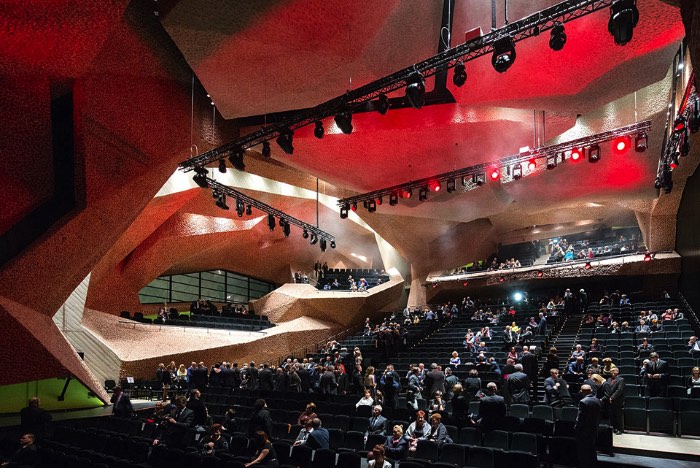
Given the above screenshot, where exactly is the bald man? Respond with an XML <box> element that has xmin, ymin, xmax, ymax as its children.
<box><xmin>575</xmin><ymin>384</ymin><xmax>601</xmax><ymax>467</ymax></box>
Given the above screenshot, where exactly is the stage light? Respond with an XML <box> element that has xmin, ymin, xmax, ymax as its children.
<box><xmin>549</xmin><ymin>22</ymin><xmax>566</xmax><ymax>51</ymax></box>
<box><xmin>334</xmin><ymin>111</ymin><xmax>353</xmax><ymax>134</ymax></box>
<box><xmin>499</xmin><ymin>276</ymin><xmax>505</xmax><ymax>283</ymax></box>
<box><xmin>546</xmin><ymin>155</ymin><xmax>557</xmax><ymax>170</ymax></box>
<box><xmin>351</xmin><ymin>202</ymin><xmax>357</xmax><ymax>212</ymax></box>
<box><xmin>570</xmin><ymin>147</ymin><xmax>583</xmax><ymax>161</ymax></box>
<box><xmin>613</xmin><ymin>135</ymin><xmax>630</xmax><ymax>154</ymax></box>
<box><xmin>536</xmin><ymin>270</ymin><xmax>544</xmax><ymax>278</ymax></box>
<box><xmin>330</xmin><ymin>240</ymin><xmax>336</xmax><ymax>249</ymax></box>
<box><xmin>473</xmin><ymin>173</ymin><xmax>485</xmax><ymax>186</ymax></box>
<box><xmin>246</xmin><ymin>204</ymin><xmax>252</xmax><ymax>216</ymax></box>
<box><xmin>644</xmin><ymin>252</ymin><xmax>652</xmax><ymax>262</ymax></box>
<box><xmin>267</xmin><ymin>214</ymin><xmax>276</xmax><ymax>231</ymax></box>
<box><xmin>368</xmin><ymin>200</ymin><xmax>377</xmax><ymax>213</ymax></box>
<box><xmin>584</xmin><ymin>262</ymin><xmax>592</xmax><ymax>270</ymax></box>
<box><xmin>340</xmin><ymin>203</ymin><xmax>349</xmax><ymax>219</ymax></box>
<box><xmin>401</xmin><ymin>188</ymin><xmax>413</xmax><ymax>199</ymax></box>
<box><xmin>406</xmin><ymin>73</ymin><xmax>426</xmax><ymax>109</ymax></box>
<box><xmin>635</xmin><ymin>132</ymin><xmax>648</xmax><ymax>152</ymax></box>
<box><xmin>419</xmin><ymin>187</ymin><xmax>428</xmax><ymax>202</ymax></box>
<box><xmin>674</xmin><ymin>116</ymin><xmax>687</xmax><ymax>134</ymax></box>
<box><xmin>463</xmin><ymin>281</ymin><xmax>468</xmax><ymax>287</ymax></box>
<box><xmin>276</xmin><ymin>130</ymin><xmax>294</xmax><ymax>154</ymax></box>
<box><xmin>261</xmin><ymin>141</ymin><xmax>271</xmax><ymax>158</ymax></box>
<box><xmin>193</xmin><ymin>167</ymin><xmax>209</xmax><ymax>188</ymax></box>
<box><xmin>389</xmin><ymin>192</ymin><xmax>399</xmax><ymax>206</ymax></box>
<box><xmin>314</xmin><ymin>121</ymin><xmax>324</xmax><ymax>139</ymax></box>
<box><xmin>229</xmin><ymin>150</ymin><xmax>246</xmax><ymax>171</ymax></box>
<box><xmin>310</xmin><ymin>233</ymin><xmax>318</xmax><ymax>245</ymax></box>
<box><xmin>432</xmin><ymin>283</ymin><xmax>438</xmax><ymax>289</ymax></box>
<box><xmin>282</xmin><ymin>220</ymin><xmax>291</xmax><ymax>238</ymax></box>
<box><xmin>376</xmin><ymin>94</ymin><xmax>390</xmax><ymax>115</ymax></box>
<box><xmin>215</xmin><ymin>193</ymin><xmax>229</xmax><ymax>210</ymax></box>
<box><xmin>453</xmin><ymin>62</ymin><xmax>467</xmax><ymax>87</ymax></box>
<box><xmin>588</xmin><ymin>144</ymin><xmax>601</xmax><ymax>163</ymax></box>
<box><xmin>218</xmin><ymin>159</ymin><xmax>227</xmax><ymax>173</ymax></box>
<box><xmin>428</xmin><ymin>180</ymin><xmax>441</xmax><ymax>192</ymax></box>
<box><xmin>527</xmin><ymin>159</ymin><xmax>537</xmax><ymax>171</ymax></box>
<box><xmin>376</xmin><ymin>196</ymin><xmax>383</xmax><ymax>206</ymax></box>
<box><xmin>608</xmin><ymin>0</ymin><xmax>639</xmax><ymax>46</ymax></box>
<box><xmin>320</xmin><ymin>238</ymin><xmax>327</xmax><ymax>252</ymax></box>
<box><xmin>513</xmin><ymin>292</ymin><xmax>523</xmax><ymax>302</ymax></box>
<box><xmin>446</xmin><ymin>179</ymin><xmax>457</xmax><ymax>192</ymax></box>
<box><xmin>489</xmin><ymin>167</ymin><xmax>501</xmax><ymax>181</ymax></box>
<box><xmin>492</xmin><ymin>36</ymin><xmax>516</xmax><ymax>73</ymax></box>
<box><xmin>236</xmin><ymin>198</ymin><xmax>244</xmax><ymax>217</ymax></box>
<box><xmin>302</xmin><ymin>229</ymin><xmax>309</xmax><ymax>239</ymax></box>
<box><xmin>512</xmin><ymin>165</ymin><xmax>523</xmax><ymax>180</ymax></box>
<box><xmin>670</xmin><ymin>152</ymin><xmax>680</xmax><ymax>169</ymax></box>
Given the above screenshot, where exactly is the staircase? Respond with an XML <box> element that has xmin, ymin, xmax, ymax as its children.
<box><xmin>536</xmin><ymin>312</ymin><xmax>583</xmax><ymax>401</ymax></box>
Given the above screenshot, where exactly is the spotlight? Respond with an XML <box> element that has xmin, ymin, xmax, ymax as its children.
<box><xmin>334</xmin><ymin>111</ymin><xmax>353</xmax><ymax>134</ymax></box>
<box><xmin>690</xmin><ymin>99</ymin><xmax>700</xmax><ymax>133</ymax></box>
<box><xmin>546</xmin><ymin>155</ymin><xmax>557</xmax><ymax>170</ymax></box>
<box><xmin>644</xmin><ymin>252</ymin><xmax>653</xmax><ymax>262</ymax></box>
<box><xmin>267</xmin><ymin>213</ymin><xmax>276</xmax><ymax>231</ymax></box>
<box><xmin>218</xmin><ymin>159</ymin><xmax>227</xmax><ymax>173</ymax></box>
<box><xmin>453</xmin><ymin>62</ymin><xmax>467</xmax><ymax>87</ymax></box>
<box><xmin>246</xmin><ymin>204</ymin><xmax>252</xmax><ymax>216</ymax></box>
<box><xmin>584</xmin><ymin>262</ymin><xmax>592</xmax><ymax>270</ymax></box>
<box><xmin>670</xmin><ymin>152</ymin><xmax>680</xmax><ymax>169</ymax></box>
<box><xmin>282</xmin><ymin>220</ymin><xmax>291</xmax><ymax>238</ymax></box>
<box><xmin>401</xmin><ymin>188</ymin><xmax>413</xmax><ymax>199</ymax></box>
<box><xmin>428</xmin><ymin>180</ymin><xmax>441</xmax><ymax>192</ymax></box>
<box><xmin>492</xmin><ymin>36</ymin><xmax>516</xmax><ymax>73</ymax></box>
<box><xmin>463</xmin><ymin>281</ymin><xmax>468</xmax><ymax>287</ymax></box>
<box><xmin>302</xmin><ymin>229</ymin><xmax>309</xmax><ymax>239</ymax></box>
<box><xmin>376</xmin><ymin>94</ymin><xmax>390</xmax><ymax>115</ymax></box>
<box><xmin>261</xmin><ymin>141</ymin><xmax>271</xmax><ymax>157</ymax></box>
<box><xmin>314</xmin><ymin>121</ymin><xmax>324</xmax><ymax>139</ymax></box>
<box><xmin>193</xmin><ymin>167</ymin><xmax>209</xmax><ymax>188</ymax></box>
<box><xmin>527</xmin><ymin>159</ymin><xmax>537</xmax><ymax>171</ymax></box>
<box><xmin>406</xmin><ymin>73</ymin><xmax>426</xmax><ymax>109</ymax></box>
<box><xmin>389</xmin><ymin>192</ymin><xmax>399</xmax><ymax>206</ymax></box>
<box><xmin>351</xmin><ymin>202</ymin><xmax>358</xmax><ymax>212</ymax></box>
<box><xmin>320</xmin><ymin>238</ymin><xmax>327</xmax><ymax>252</ymax></box>
<box><xmin>570</xmin><ymin>147</ymin><xmax>583</xmax><ymax>161</ymax></box>
<box><xmin>419</xmin><ymin>187</ymin><xmax>428</xmax><ymax>202</ymax></box>
<box><xmin>212</xmin><ymin>189</ymin><xmax>219</xmax><ymax>200</ymax></box>
<box><xmin>473</xmin><ymin>173</ymin><xmax>485</xmax><ymax>186</ymax></box>
<box><xmin>446</xmin><ymin>179</ymin><xmax>457</xmax><ymax>193</ymax></box>
<box><xmin>674</xmin><ymin>116</ymin><xmax>687</xmax><ymax>134</ymax></box>
<box><xmin>432</xmin><ymin>283</ymin><xmax>438</xmax><ymax>289</ymax></box>
<box><xmin>276</xmin><ymin>130</ymin><xmax>294</xmax><ymax>154</ymax></box>
<box><xmin>499</xmin><ymin>276</ymin><xmax>505</xmax><ymax>283</ymax></box>
<box><xmin>310</xmin><ymin>233</ymin><xmax>318</xmax><ymax>245</ymax></box>
<box><xmin>367</xmin><ymin>200</ymin><xmax>377</xmax><ymax>213</ymax></box>
<box><xmin>613</xmin><ymin>135</ymin><xmax>630</xmax><ymax>154</ymax></box>
<box><xmin>215</xmin><ymin>194</ymin><xmax>229</xmax><ymax>210</ymax></box>
<box><xmin>229</xmin><ymin>150</ymin><xmax>246</xmax><ymax>171</ymax></box>
<box><xmin>549</xmin><ymin>22</ymin><xmax>567</xmax><ymax>51</ymax></box>
<box><xmin>513</xmin><ymin>292</ymin><xmax>524</xmax><ymax>302</ymax></box>
<box><xmin>376</xmin><ymin>196</ymin><xmax>383</xmax><ymax>206</ymax></box>
<box><xmin>588</xmin><ymin>144</ymin><xmax>601</xmax><ymax>163</ymax></box>
<box><xmin>340</xmin><ymin>203</ymin><xmax>349</xmax><ymax>219</ymax></box>
<box><xmin>330</xmin><ymin>240</ymin><xmax>336</xmax><ymax>249</ymax></box>
<box><xmin>635</xmin><ymin>132</ymin><xmax>648</xmax><ymax>152</ymax></box>
<box><xmin>236</xmin><ymin>198</ymin><xmax>244</xmax><ymax>217</ymax></box>
<box><xmin>512</xmin><ymin>165</ymin><xmax>523</xmax><ymax>180</ymax></box>
<box><xmin>608</xmin><ymin>0</ymin><xmax>639</xmax><ymax>46</ymax></box>
<box><xmin>489</xmin><ymin>167</ymin><xmax>500</xmax><ymax>180</ymax></box>
<box><xmin>536</xmin><ymin>270</ymin><xmax>544</xmax><ymax>278</ymax></box>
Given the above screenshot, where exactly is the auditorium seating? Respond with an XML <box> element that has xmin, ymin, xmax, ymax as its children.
<box><xmin>315</xmin><ymin>268</ymin><xmax>390</xmax><ymax>291</ymax></box>
<box><xmin>129</xmin><ymin>312</ymin><xmax>273</xmax><ymax>332</ymax></box>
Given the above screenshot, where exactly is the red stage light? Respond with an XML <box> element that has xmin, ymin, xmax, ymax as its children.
<box><xmin>584</xmin><ymin>262</ymin><xmax>592</xmax><ymax>270</ymax></box>
<box><xmin>528</xmin><ymin>159</ymin><xmax>537</xmax><ymax>171</ymax></box>
<box><xmin>490</xmin><ymin>168</ymin><xmax>501</xmax><ymax>180</ymax></box>
<box><xmin>432</xmin><ymin>283</ymin><xmax>438</xmax><ymax>289</ymax></box>
<box><xmin>536</xmin><ymin>270</ymin><xmax>544</xmax><ymax>277</ymax></box>
<box><xmin>499</xmin><ymin>276</ymin><xmax>505</xmax><ymax>283</ymax></box>
<box><xmin>376</xmin><ymin>197</ymin><xmax>383</xmax><ymax>205</ymax></box>
<box><xmin>463</xmin><ymin>281</ymin><xmax>469</xmax><ymax>287</ymax></box>
<box><xmin>351</xmin><ymin>203</ymin><xmax>357</xmax><ymax>212</ymax></box>
<box><xmin>401</xmin><ymin>188</ymin><xmax>412</xmax><ymax>199</ymax></box>
<box><xmin>613</xmin><ymin>136</ymin><xmax>630</xmax><ymax>154</ymax></box>
<box><xmin>644</xmin><ymin>253</ymin><xmax>652</xmax><ymax>262</ymax></box>
<box><xmin>570</xmin><ymin>148</ymin><xmax>582</xmax><ymax>161</ymax></box>
<box><xmin>428</xmin><ymin>180</ymin><xmax>441</xmax><ymax>192</ymax></box>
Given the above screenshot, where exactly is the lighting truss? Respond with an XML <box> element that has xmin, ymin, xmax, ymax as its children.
<box><xmin>337</xmin><ymin>120</ymin><xmax>651</xmax><ymax>208</ymax></box>
<box><xmin>205</xmin><ymin>176</ymin><xmax>336</xmax><ymax>243</ymax></box>
<box><xmin>179</xmin><ymin>0</ymin><xmax>618</xmax><ymax>172</ymax></box>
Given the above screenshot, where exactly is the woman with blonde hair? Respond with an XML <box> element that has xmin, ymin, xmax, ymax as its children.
<box><xmin>384</xmin><ymin>425</ymin><xmax>407</xmax><ymax>461</ymax></box>
<box><xmin>601</xmin><ymin>358</ymin><xmax>618</xmax><ymax>378</ymax></box>
<box><xmin>365</xmin><ymin>366</ymin><xmax>376</xmax><ymax>397</ymax></box>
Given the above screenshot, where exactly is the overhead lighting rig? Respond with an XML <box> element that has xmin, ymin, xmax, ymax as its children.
<box><xmin>178</xmin><ymin>0</ymin><xmax>630</xmax><ymax>173</ymax></box>
<box><xmin>337</xmin><ymin>120</ymin><xmax>651</xmax><ymax>214</ymax></box>
<box><xmin>201</xmin><ymin>176</ymin><xmax>336</xmax><ymax>249</ymax></box>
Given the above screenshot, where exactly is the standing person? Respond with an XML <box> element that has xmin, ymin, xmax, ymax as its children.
<box><xmin>19</xmin><ymin>397</ymin><xmax>51</xmax><ymax>440</ymax></box>
<box><xmin>258</xmin><ymin>363</ymin><xmax>274</xmax><ymax>392</ymax></box>
<box><xmin>575</xmin><ymin>385</ymin><xmax>601</xmax><ymax>467</ymax></box>
<box><xmin>247</xmin><ymin>362</ymin><xmax>259</xmax><ymax>391</ymax></box>
<box><xmin>537</xmin><ymin>312</ymin><xmax>547</xmax><ymax>336</ymax></box>
<box><xmin>544</xmin><ymin>369</ymin><xmax>571</xmax><ymax>407</ymax></box>
<box><xmin>110</xmin><ymin>386</ymin><xmax>135</xmax><ymax>418</ymax></box>
<box><xmin>153</xmin><ymin>396</ymin><xmax>195</xmax><ymax>449</ymax></box>
<box><xmin>602</xmin><ymin>368</ymin><xmax>625</xmax><ymax>434</ymax></box>
<box><xmin>248</xmin><ymin>399</ymin><xmax>273</xmax><ymax>439</ymax></box>
<box><xmin>520</xmin><ymin>347</ymin><xmax>539</xmax><ymax>399</ymax></box>
<box><xmin>506</xmin><ymin>364</ymin><xmax>531</xmax><ymax>404</ymax></box>
<box><xmin>644</xmin><ymin>352</ymin><xmax>669</xmax><ymax>397</ymax></box>
<box><xmin>476</xmin><ymin>382</ymin><xmax>506</xmax><ymax>432</ymax></box>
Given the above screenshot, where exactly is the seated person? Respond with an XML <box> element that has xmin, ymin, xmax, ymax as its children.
<box><xmin>586</xmin><ymin>357</ymin><xmax>602</xmax><ymax>376</ymax></box>
<box><xmin>384</xmin><ymin>425</ymin><xmax>408</xmax><ymax>461</ymax></box>
<box><xmin>637</xmin><ymin>338</ymin><xmax>654</xmax><ymax>354</ymax></box>
<box><xmin>404</xmin><ymin>411</ymin><xmax>429</xmax><ymax>453</ymax></box>
<box><xmin>635</xmin><ymin>320</ymin><xmax>650</xmax><ymax>334</ymax></box>
<box><xmin>689</xmin><ymin>336</ymin><xmax>700</xmax><ymax>354</ymax></box>
<box><xmin>450</xmin><ymin>351</ymin><xmax>461</xmax><ymax>367</ymax></box>
<box><xmin>426</xmin><ymin>413</ymin><xmax>452</xmax><ymax>444</ymax></box>
<box><xmin>366</xmin><ymin>405</ymin><xmax>389</xmax><ymax>437</ymax></box>
<box><xmin>368</xmin><ymin>444</ymin><xmax>392</xmax><ymax>468</ymax></box>
<box><xmin>428</xmin><ymin>391</ymin><xmax>446</xmax><ymax>415</ymax></box>
<box><xmin>567</xmin><ymin>356</ymin><xmax>586</xmax><ymax>379</ymax></box>
<box><xmin>544</xmin><ymin>369</ymin><xmax>571</xmax><ymax>406</ymax></box>
<box><xmin>601</xmin><ymin>358</ymin><xmax>618</xmax><ymax>378</ymax></box>
<box><xmin>356</xmin><ymin>389</ymin><xmax>374</xmax><ymax>408</ymax></box>
<box><xmin>570</xmin><ymin>344</ymin><xmax>586</xmax><ymax>361</ymax></box>
<box><xmin>687</xmin><ymin>367</ymin><xmax>700</xmax><ymax>396</ymax></box>
<box><xmin>200</xmin><ymin>424</ymin><xmax>229</xmax><ymax>455</ymax></box>
<box><xmin>649</xmin><ymin>319</ymin><xmax>663</xmax><ymax>333</ymax></box>
<box><xmin>293</xmin><ymin>419</ymin><xmax>314</xmax><ymax>446</ymax></box>
<box><xmin>331</xmin><ymin>279</ymin><xmax>340</xmax><ymax>288</ymax></box>
<box><xmin>1</xmin><ymin>434</ymin><xmax>38</xmax><ymax>468</ymax></box>
<box><xmin>245</xmin><ymin>430</ymin><xmax>277</xmax><ymax>467</ymax></box>
<box><xmin>588</xmin><ymin>338</ymin><xmax>601</xmax><ymax>353</ymax></box>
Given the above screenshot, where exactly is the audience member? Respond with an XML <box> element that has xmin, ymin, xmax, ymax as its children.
<box><xmin>20</xmin><ymin>397</ymin><xmax>51</xmax><ymax>439</ymax></box>
<box><xmin>245</xmin><ymin>430</ymin><xmax>278</xmax><ymax>467</ymax></box>
<box><xmin>384</xmin><ymin>425</ymin><xmax>408</xmax><ymax>461</ymax></box>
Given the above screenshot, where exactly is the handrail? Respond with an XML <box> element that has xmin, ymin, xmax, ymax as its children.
<box><xmin>677</xmin><ymin>292</ymin><xmax>700</xmax><ymax>335</ymax></box>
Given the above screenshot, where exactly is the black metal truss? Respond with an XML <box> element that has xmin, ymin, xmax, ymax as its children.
<box><xmin>656</xmin><ymin>71</ymin><xmax>696</xmax><ymax>183</ymax></box>
<box><xmin>179</xmin><ymin>0</ymin><xmax>617</xmax><ymax>171</ymax></box>
<box><xmin>204</xmin><ymin>177</ymin><xmax>335</xmax><ymax>243</ymax></box>
<box><xmin>337</xmin><ymin>120</ymin><xmax>651</xmax><ymax>207</ymax></box>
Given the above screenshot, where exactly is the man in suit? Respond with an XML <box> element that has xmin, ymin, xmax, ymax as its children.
<box><xmin>110</xmin><ymin>386</ymin><xmax>134</xmax><ymax>418</ymax></box>
<box><xmin>602</xmin><ymin>368</ymin><xmax>625</xmax><ymax>434</ymax></box>
<box><xmin>247</xmin><ymin>361</ymin><xmax>259</xmax><ymax>391</ymax></box>
<box><xmin>20</xmin><ymin>397</ymin><xmax>51</xmax><ymax>439</ymax></box>
<box><xmin>191</xmin><ymin>362</ymin><xmax>208</xmax><ymax>391</ymax></box>
<box><xmin>154</xmin><ymin>396</ymin><xmax>194</xmax><ymax>449</ymax></box>
<box><xmin>366</xmin><ymin>405</ymin><xmax>389</xmax><ymax>437</ymax></box>
<box><xmin>297</xmin><ymin>364</ymin><xmax>311</xmax><ymax>393</ymax></box>
<box><xmin>545</xmin><ymin>369</ymin><xmax>571</xmax><ymax>406</ymax></box>
<box><xmin>567</xmin><ymin>356</ymin><xmax>586</xmax><ymax>382</ymax></box>
<box><xmin>575</xmin><ymin>385</ymin><xmax>601</xmax><ymax>467</ymax></box>
<box><xmin>506</xmin><ymin>364</ymin><xmax>531</xmax><ymax>404</ymax></box>
<box><xmin>520</xmin><ymin>347</ymin><xmax>539</xmax><ymax>399</ymax></box>
<box><xmin>537</xmin><ymin>312</ymin><xmax>547</xmax><ymax>336</ymax></box>
<box><xmin>502</xmin><ymin>325</ymin><xmax>516</xmax><ymax>351</ymax></box>
<box><xmin>1</xmin><ymin>433</ymin><xmax>39</xmax><ymax>468</ymax></box>
<box><xmin>305</xmin><ymin>418</ymin><xmax>330</xmax><ymax>450</ymax></box>
<box><xmin>259</xmin><ymin>363</ymin><xmax>274</xmax><ymax>392</ymax></box>
<box><xmin>426</xmin><ymin>363</ymin><xmax>446</xmax><ymax>397</ymax></box>
<box><xmin>186</xmin><ymin>389</ymin><xmax>207</xmax><ymax>427</ymax></box>
<box><xmin>476</xmin><ymin>382</ymin><xmax>506</xmax><ymax>432</ymax></box>
<box><xmin>221</xmin><ymin>362</ymin><xmax>236</xmax><ymax>389</ymax></box>
<box><xmin>644</xmin><ymin>352</ymin><xmax>669</xmax><ymax>397</ymax></box>
<box><xmin>319</xmin><ymin>365</ymin><xmax>338</xmax><ymax>395</ymax></box>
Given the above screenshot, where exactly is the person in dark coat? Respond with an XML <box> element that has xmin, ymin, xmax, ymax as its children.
<box><xmin>425</xmin><ymin>364</ymin><xmax>446</xmax><ymax>396</ymax></box>
<box><xmin>297</xmin><ymin>365</ymin><xmax>311</xmax><ymax>392</ymax></box>
<box><xmin>248</xmin><ymin>399</ymin><xmax>273</xmax><ymax>439</ymax></box>
<box><xmin>20</xmin><ymin>397</ymin><xmax>51</xmax><ymax>439</ymax></box>
<box><xmin>259</xmin><ymin>363</ymin><xmax>275</xmax><ymax>392</ymax></box>
<box><xmin>187</xmin><ymin>389</ymin><xmax>208</xmax><ymax>427</ymax></box>
<box><xmin>602</xmin><ymin>368</ymin><xmax>625</xmax><ymax>434</ymax></box>
<box><xmin>520</xmin><ymin>347</ymin><xmax>539</xmax><ymax>398</ymax></box>
<box><xmin>110</xmin><ymin>387</ymin><xmax>134</xmax><ymax>418</ymax></box>
<box><xmin>222</xmin><ymin>363</ymin><xmax>236</xmax><ymax>388</ymax></box>
<box><xmin>544</xmin><ymin>368</ymin><xmax>571</xmax><ymax>406</ymax></box>
<box><xmin>366</xmin><ymin>405</ymin><xmax>389</xmax><ymax>437</ymax></box>
<box><xmin>305</xmin><ymin>418</ymin><xmax>330</xmax><ymax>450</ymax></box>
<box><xmin>506</xmin><ymin>364</ymin><xmax>530</xmax><ymax>404</ymax></box>
<box><xmin>191</xmin><ymin>363</ymin><xmax>209</xmax><ymax>391</ymax></box>
<box><xmin>476</xmin><ymin>382</ymin><xmax>506</xmax><ymax>432</ymax></box>
<box><xmin>154</xmin><ymin>396</ymin><xmax>195</xmax><ymax>449</ymax></box>
<box><xmin>575</xmin><ymin>385</ymin><xmax>601</xmax><ymax>467</ymax></box>
<box><xmin>2</xmin><ymin>433</ymin><xmax>39</xmax><ymax>468</ymax></box>
<box><xmin>247</xmin><ymin>362</ymin><xmax>259</xmax><ymax>391</ymax></box>
<box><xmin>644</xmin><ymin>352</ymin><xmax>669</xmax><ymax>397</ymax></box>
<box><xmin>319</xmin><ymin>366</ymin><xmax>338</xmax><ymax>395</ymax></box>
